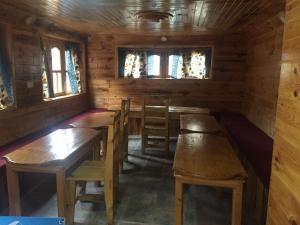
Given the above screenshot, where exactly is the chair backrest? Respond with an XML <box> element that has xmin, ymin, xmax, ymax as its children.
<box><xmin>105</xmin><ymin>110</ymin><xmax>121</xmax><ymax>200</ymax></box>
<box><xmin>120</xmin><ymin>98</ymin><xmax>131</xmax><ymax>134</ymax></box>
<box><xmin>142</xmin><ymin>95</ymin><xmax>169</xmax><ymax>129</ymax></box>
<box><xmin>120</xmin><ymin>98</ymin><xmax>130</xmax><ymax>160</ymax></box>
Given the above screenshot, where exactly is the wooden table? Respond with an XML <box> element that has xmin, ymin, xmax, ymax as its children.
<box><xmin>108</xmin><ymin>105</ymin><xmax>210</xmax><ymax>119</ymax></box>
<box><xmin>70</xmin><ymin>112</ymin><xmax>116</xmax><ymax>158</ymax></box>
<box><xmin>180</xmin><ymin>114</ymin><xmax>222</xmax><ymax>134</ymax></box>
<box><xmin>70</xmin><ymin>112</ymin><xmax>115</xmax><ymax>130</ymax></box>
<box><xmin>173</xmin><ymin>133</ymin><xmax>247</xmax><ymax>225</ymax></box>
<box><xmin>2</xmin><ymin>128</ymin><xmax>101</xmax><ymax>218</ymax></box>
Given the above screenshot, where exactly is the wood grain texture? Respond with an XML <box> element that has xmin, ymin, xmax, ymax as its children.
<box><xmin>180</xmin><ymin>114</ymin><xmax>222</xmax><ymax>134</ymax></box>
<box><xmin>267</xmin><ymin>0</ymin><xmax>300</xmax><ymax>224</ymax></box>
<box><xmin>242</xmin><ymin>14</ymin><xmax>284</xmax><ymax>138</ymax></box>
<box><xmin>173</xmin><ymin>133</ymin><xmax>246</xmax><ymax>180</ymax></box>
<box><xmin>0</xmin><ymin>0</ymin><xmax>284</xmax><ymax>35</ymax></box>
<box><xmin>87</xmin><ymin>34</ymin><xmax>246</xmax><ymax>112</ymax></box>
<box><xmin>3</xmin><ymin>128</ymin><xmax>100</xmax><ymax>165</ymax></box>
<box><xmin>0</xmin><ymin>26</ymin><xmax>88</xmax><ymax>147</ymax></box>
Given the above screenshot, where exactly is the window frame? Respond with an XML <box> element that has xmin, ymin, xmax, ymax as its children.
<box><xmin>48</xmin><ymin>41</ymin><xmax>69</xmax><ymax>97</ymax></box>
<box><xmin>43</xmin><ymin>37</ymin><xmax>85</xmax><ymax>101</ymax></box>
<box><xmin>116</xmin><ymin>45</ymin><xmax>214</xmax><ymax>80</ymax></box>
<box><xmin>0</xmin><ymin>23</ymin><xmax>16</xmax><ymax>112</ymax></box>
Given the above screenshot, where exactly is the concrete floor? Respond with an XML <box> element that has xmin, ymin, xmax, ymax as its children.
<box><xmin>8</xmin><ymin>137</ymin><xmax>254</xmax><ymax>225</ymax></box>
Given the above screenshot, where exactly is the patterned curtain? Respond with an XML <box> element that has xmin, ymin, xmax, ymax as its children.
<box><xmin>40</xmin><ymin>38</ymin><xmax>55</xmax><ymax>98</ymax></box>
<box><xmin>65</xmin><ymin>43</ymin><xmax>81</xmax><ymax>94</ymax></box>
<box><xmin>180</xmin><ymin>51</ymin><xmax>192</xmax><ymax>79</ymax></box>
<box><xmin>0</xmin><ymin>44</ymin><xmax>14</xmax><ymax>109</ymax></box>
<box><xmin>138</xmin><ymin>51</ymin><xmax>147</xmax><ymax>77</ymax></box>
<box><xmin>190</xmin><ymin>51</ymin><xmax>206</xmax><ymax>79</ymax></box>
<box><xmin>124</xmin><ymin>50</ymin><xmax>147</xmax><ymax>78</ymax></box>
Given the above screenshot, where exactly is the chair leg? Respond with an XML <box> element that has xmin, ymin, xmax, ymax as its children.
<box><xmin>104</xmin><ymin>180</ymin><xmax>114</xmax><ymax>225</ymax></box>
<box><xmin>124</xmin><ymin>131</ymin><xmax>129</xmax><ymax>161</ymax></box>
<box><xmin>141</xmin><ymin>132</ymin><xmax>145</xmax><ymax>154</ymax></box>
<box><xmin>66</xmin><ymin>180</ymin><xmax>76</xmax><ymax>225</ymax></box>
<box><xmin>165</xmin><ymin>136</ymin><xmax>169</xmax><ymax>157</ymax></box>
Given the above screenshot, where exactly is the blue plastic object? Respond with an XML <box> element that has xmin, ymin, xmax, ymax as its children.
<box><xmin>0</xmin><ymin>217</ymin><xmax>65</xmax><ymax>225</ymax></box>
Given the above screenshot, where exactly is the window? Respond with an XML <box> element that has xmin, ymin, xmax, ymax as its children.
<box><xmin>41</xmin><ymin>39</ymin><xmax>82</xmax><ymax>99</ymax></box>
<box><xmin>118</xmin><ymin>47</ymin><xmax>212</xmax><ymax>79</ymax></box>
<box><xmin>0</xmin><ymin>24</ymin><xmax>14</xmax><ymax>110</ymax></box>
<box><xmin>147</xmin><ymin>54</ymin><xmax>160</xmax><ymax>77</ymax></box>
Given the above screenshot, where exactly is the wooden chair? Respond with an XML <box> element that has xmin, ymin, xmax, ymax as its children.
<box><xmin>119</xmin><ymin>98</ymin><xmax>130</xmax><ymax>172</ymax></box>
<box><xmin>141</xmin><ymin>95</ymin><xmax>169</xmax><ymax>156</ymax></box>
<box><xmin>65</xmin><ymin>111</ymin><xmax>121</xmax><ymax>225</ymax></box>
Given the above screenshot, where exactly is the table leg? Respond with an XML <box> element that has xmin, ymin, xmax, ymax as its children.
<box><xmin>232</xmin><ymin>183</ymin><xmax>243</xmax><ymax>225</ymax></box>
<box><xmin>175</xmin><ymin>179</ymin><xmax>183</xmax><ymax>225</ymax></box>
<box><xmin>6</xmin><ymin>167</ymin><xmax>21</xmax><ymax>215</ymax></box>
<box><xmin>56</xmin><ymin>169</ymin><xmax>66</xmax><ymax>218</ymax></box>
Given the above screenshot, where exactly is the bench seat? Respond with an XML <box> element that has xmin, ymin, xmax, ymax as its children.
<box><xmin>213</xmin><ymin>112</ymin><xmax>273</xmax><ymax>187</ymax></box>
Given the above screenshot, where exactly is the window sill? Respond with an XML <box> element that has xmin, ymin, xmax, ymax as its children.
<box><xmin>43</xmin><ymin>93</ymin><xmax>82</xmax><ymax>102</ymax></box>
<box><xmin>0</xmin><ymin>105</ymin><xmax>17</xmax><ymax>113</ymax></box>
<box><xmin>119</xmin><ymin>77</ymin><xmax>211</xmax><ymax>80</ymax></box>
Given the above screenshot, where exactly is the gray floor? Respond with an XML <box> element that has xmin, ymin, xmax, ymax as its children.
<box><xmin>14</xmin><ymin>137</ymin><xmax>252</xmax><ymax>225</ymax></box>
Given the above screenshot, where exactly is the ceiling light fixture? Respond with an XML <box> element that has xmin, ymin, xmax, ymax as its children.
<box><xmin>135</xmin><ymin>10</ymin><xmax>173</xmax><ymax>22</ymax></box>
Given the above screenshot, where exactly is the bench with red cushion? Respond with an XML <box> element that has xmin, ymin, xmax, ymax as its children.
<box><xmin>212</xmin><ymin>112</ymin><xmax>273</xmax><ymax>187</ymax></box>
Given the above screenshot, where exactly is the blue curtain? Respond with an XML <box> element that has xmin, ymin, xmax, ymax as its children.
<box><xmin>170</xmin><ymin>55</ymin><xmax>180</xmax><ymax>79</ymax></box>
<box><xmin>65</xmin><ymin>44</ymin><xmax>79</xmax><ymax>94</ymax></box>
<box><xmin>0</xmin><ymin>47</ymin><xmax>14</xmax><ymax>105</ymax></box>
<box><xmin>147</xmin><ymin>54</ymin><xmax>154</xmax><ymax>76</ymax></box>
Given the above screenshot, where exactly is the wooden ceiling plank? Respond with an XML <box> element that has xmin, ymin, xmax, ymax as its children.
<box><xmin>0</xmin><ymin>0</ymin><xmax>285</xmax><ymax>35</ymax></box>
<box><xmin>214</xmin><ymin>0</ymin><xmax>240</xmax><ymax>28</ymax></box>
<box><xmin>219</xmin><ymin>0</ymin><xmax>248</xmax><ymax>29</ymax></box>
<box><xmin>207</xmin><ymin>0</ymin><xmax>231</xmax><ymax>28</ymax></box>
<box><xmin>195</xmin><ymin>0</ymin><xmax>205</xmax><ymax>27</ymax></box>
<box><xmin>224</xmin><ymin>1</ymin><xmax>260</xmax><ymax>30</ymax></box>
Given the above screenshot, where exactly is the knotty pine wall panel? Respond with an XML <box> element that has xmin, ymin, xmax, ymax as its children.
<box><xmin>87</xmin><ymin>34</ymin><xmax>246</xmax><ymax>112</ymax></box>
<box><xmin>0</xmin><ymin>28</ymin><xmax>89</xmax><ymax>147</ymax></box>
<box><xmin>267</xmin><ymin>1</ymin><xmax>300</xmax><ymax>224</ymax></box>
<box><xmin>242</xmin><ymin>15</ymin><xmax>284</xmax><ymax>137</ymax></box>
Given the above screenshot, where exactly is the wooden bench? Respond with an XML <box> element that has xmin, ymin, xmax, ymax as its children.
<box><xmin>212</xmin><ymin>112</ymin><xmax>273</xmax><ymax>225</ymax></box>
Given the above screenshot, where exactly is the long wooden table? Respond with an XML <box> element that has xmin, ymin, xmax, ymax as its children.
<box><xmin>173</xmin><ymin>133</ymin><xmax>247</xmax><ymax>225</ymax></box>
<box><xmin>2</xmin><ymin>128</ymin><xmax>101</xmax><ymax>218</ymax></box>
<box><xmin>180</xmin><ymin>114</ymin><xmax>223</xmax><ymax>134</ymax></box>
<box><xmin>108</xmin><ymin>105</ymin><xmax>210</xmax><ymax>119</ymax></box>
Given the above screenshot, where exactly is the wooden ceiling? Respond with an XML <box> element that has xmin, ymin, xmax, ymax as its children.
<box><xmin>0</xmin><ymin>0</ymin><xmax>285</xmax><ymax>35</ymax></box>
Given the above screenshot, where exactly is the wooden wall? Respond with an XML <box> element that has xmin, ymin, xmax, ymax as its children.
<box><xmin>0</xmin><ymin>26</ymin><xmax>89</xmax><ymax>147</ymax></box>
<box><xmin>242</xmin><ymin>15</ymin><xmax>284</xmax><ymax>137</ymax></box>
<box><xmin>87</xmin><ymin>34</ymin><xmax>246</xmax><ymax>112</ymax></box>
<box><xmin>267</xmin><ymin>1</ymin><xmax>300</xmax><ymax>224</ymax></box>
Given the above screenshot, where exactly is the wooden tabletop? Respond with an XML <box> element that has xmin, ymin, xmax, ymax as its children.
<box><xmin>173</xmin><ymin>133</ymin><xmax>246</xmax><ymax>180</ymax></box>
<box><xmin>180</xmin><ymin>114</ymin><xmax>222</xmax><ymax>133</ymax></box>
<box><xmin>3</xmin><ymin>128</ymin><xmax>100</xmax><ymax>166</ymax></box>
<box><xmin>70</xmin><ymin>112</ymin><xmax>115</xmax><ymax>129</ymax></box>
<box><xmin>169</xmin><ymin>106</ymin><xmax>209</xmax><ymax>114</ymax></box>
<box><xmin>108</xmin><ymin>105</ymin><xmax>210</xmax><ymax>119</ymax></box>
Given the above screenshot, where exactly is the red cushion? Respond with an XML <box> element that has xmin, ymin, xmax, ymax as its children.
<box><xmin>216</xmin><ymin>113</ymin><xmax>273</xmax><ymax>187</ymax></box>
